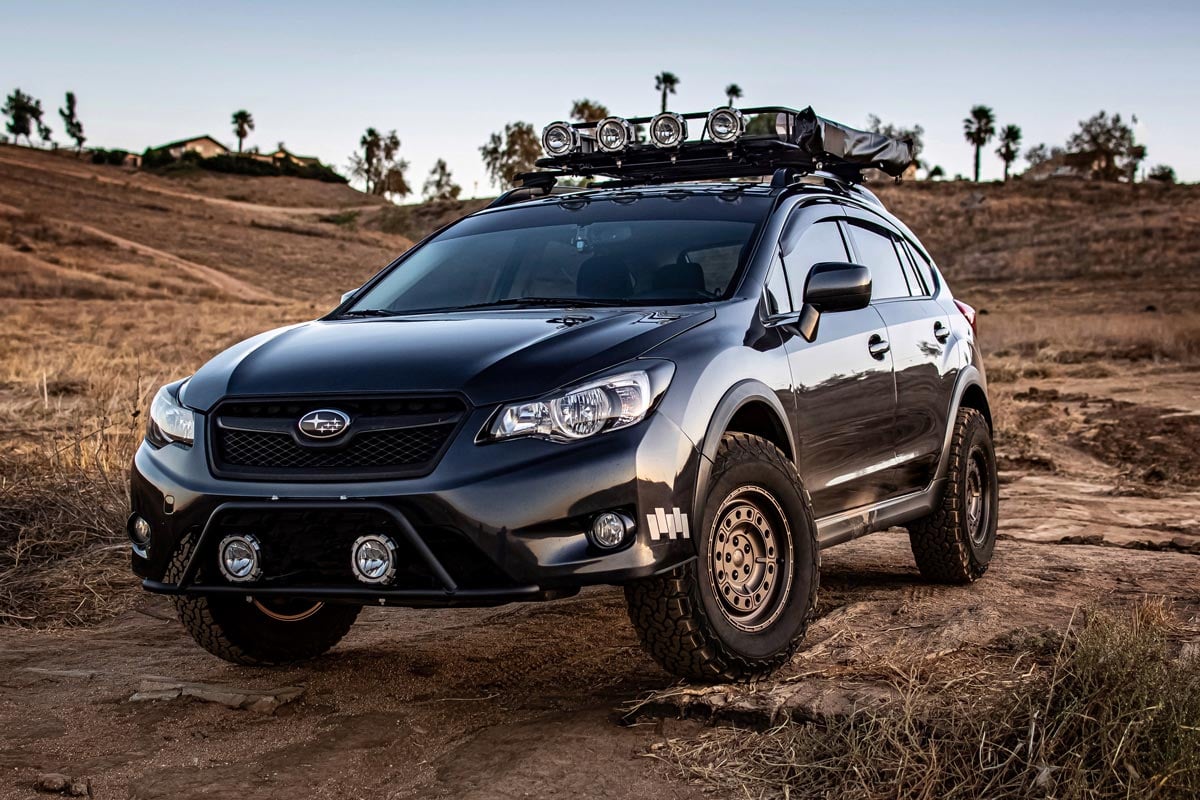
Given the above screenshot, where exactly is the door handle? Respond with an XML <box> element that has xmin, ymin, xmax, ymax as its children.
<box><xmin>868</xmin><ymin>334</ymin><xmax>890</xmax><ymax>360</ymax></box>
<box><xmin>933</xmin><ymin>321</ymin><xmax>950</xmax><ymax>343</ymax></box>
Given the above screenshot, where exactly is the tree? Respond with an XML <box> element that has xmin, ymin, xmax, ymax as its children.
<box><xmin>423</xmin><ymin>158</ymin><xmax>461</xmax><ymax>202</ymax></box>
<box><xmin>963</xmin><ymin>105</ymin><xmax>996</xmax><ymax>182</ymax></box>
<box><xmin>3</xmin><ymin>89</ymin><xmax>35</xmax><ymax>145</ymax></box>
<box><xmin>231</xmin><ymin>109</ymin><xmax>254</xmax><ymax>154</ymax></box>
<box><xmin>479</xmin><ymin>121</ymin><xmax>540</xmax><ymax>188</ymax></box>
<box><xmin>349</xmin><ymin>128</ymin><xmax>409</xmax><ymax>198</ymax></box>
<box><xmin>58</xmin><ymin>91</ymin><xmax>85</xmax><ymax>153</ymax></box>
<box><xmin>724</xmin><ymin>83</ymin><xmax>743</xmax><ymax>106</ymax></box>
<box><xmin>926</xmin><ymin>165</ymin><xmax>945</xmax><ymax>180</ymax></box>
<box><xmin>1066</xmin><ymin>111</ymin><xmax>1146</xmax><ymax>182</ymax></box>
<box><xmin>1147</xmin><ymin>164</ymin><xmax>1176</xmax><ymax>184</ymax></box>
<box><xmin>995</xmin><ymin>124</ymin><xmax>1022</xmax><ymax>181</ymax></box>
<box><xmin>654</xmin><ymin>71</ymin><xmax>680</xmax><ymax>113</ymax></box>
<box><xmin>570</xmin><ymin>99</ymin><xmax>609</xmax><ymax>123</ymax></box>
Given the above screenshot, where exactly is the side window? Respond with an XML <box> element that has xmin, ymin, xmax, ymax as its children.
<box><xmin>763</xmin><ymin>250</ymin><xmax>791</xmax><ymax>315</ymax></box>
<box><xmin>782</xmin><ymin>220</ymin><xmax>849</xmax><ymax>310</ymax></box>
<box><xmin>846</xmin><ymin>224</ymin><xmax>911</xmax><ymax>301</ymax></box>
<box><xmin>895</xmin><ymin>240</ymin><xmax>929</xmax><ymax>296</ymax></box>
<box><xmin>901</xmin><ymin>240</ymin><xmax>938</xmax><ymax>295</ymax></box>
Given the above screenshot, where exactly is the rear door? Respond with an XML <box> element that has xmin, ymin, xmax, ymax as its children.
<box><xmin>843</xmin><ymin>214</ymin><xmax>954</xmax><ymax>495</ymax></box>
<box><xmin>770</xmin><ymin>204</ymin><xmax>898</xmax><ymax>518</ymax></box>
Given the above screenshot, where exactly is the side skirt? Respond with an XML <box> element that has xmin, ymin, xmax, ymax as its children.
<box><xmin>814</xmin><ymin>478</ymin><xmax>946</xmax><ymax>550</ymax></box>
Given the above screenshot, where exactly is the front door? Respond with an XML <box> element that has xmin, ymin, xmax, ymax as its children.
<box><xmin>774</xmin><ymin>209</ymin><xmax>898</xmax><ymax>518</ymax></box>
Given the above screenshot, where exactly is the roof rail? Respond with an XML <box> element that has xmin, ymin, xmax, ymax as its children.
<box><xmin>485</xmin><ymin>180</ymin><xmax>583</xmax><ymax>209</ymax></box>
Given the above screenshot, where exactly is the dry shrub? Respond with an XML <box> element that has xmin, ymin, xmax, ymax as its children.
<box><xmin>0</xmin><ymin>400</ymin><xmax>143</xmax><ymax>626</ymax></box>
<box><xmin>653</xmin><ymin>603</ymin><xmax>1200</xmax><ymax>799</ymax></box>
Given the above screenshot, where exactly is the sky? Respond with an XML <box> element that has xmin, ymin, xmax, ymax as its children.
<box><xmin>3</xmin><ymin>0</ymin><xmax>1198</xmax><ymax>196</ymax></box>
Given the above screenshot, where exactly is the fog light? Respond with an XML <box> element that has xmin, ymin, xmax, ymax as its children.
<box><xmin>590</xmin><ymin>512</ymin><xmax>632</xmax><ymax>549</ymax></box>
<box><xmin>128</xmin><ymin>514</ymin><xmax>152</xmax><ymax>556</ymax></box>
<box><xmin>218</xmin><ymin>534</ymin><xmax>262</xmax><ymax>583</ymax></box>
<box><xmin>352</xmin><ymin>534</ymin><xmax>397</xmax><ymax>584</ymax></box>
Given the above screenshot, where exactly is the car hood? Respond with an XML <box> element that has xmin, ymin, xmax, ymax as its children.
<box><xmin>183</xmin><ymin>308</ymin><xmax>713</xmax><ymax>411</ymax></box>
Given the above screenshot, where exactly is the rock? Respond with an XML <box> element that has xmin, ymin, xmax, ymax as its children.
<box><xmin>34</xmin><ymin>773</ymin><xmax>89</xmax><ymax>795</ymax></box>
<box><xmin>35</xmin><ymin>773</ymin><xmax>70</xmax><ymax>792</ymax></box>
<box><xmin>129</xmin><ymin>678</ymin><xmax>304</xmax><ymax>714</ymax></box>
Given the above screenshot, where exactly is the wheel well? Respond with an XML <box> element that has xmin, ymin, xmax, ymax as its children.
<box><xmin>725</xmin><ymin>401</ymin><xmax>793</xmax><ymax>462</ymax></box>
<box><xmin>958</xmin><ymin>383</ymin><xmax>993</xmax><ymax>432</ymax></box>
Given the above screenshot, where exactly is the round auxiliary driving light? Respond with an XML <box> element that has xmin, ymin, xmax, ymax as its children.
<box><xmin>596</xmin><ymin>116</ymin><xmax>635</xmax><ymax>153</ymax></box>
<box><xmin>649</xmin><ymin>112</ymin><xmax>688</xmax><ymax>148</ymax></box>
<box><xmin>541</xmin><ymin>121</ymin><xmax>579</xmax><ymax>156</ymax></box>
<box><xmin>706</xmin><ymin>106</ymin><xmax>745</xmax><ymax>144</ymax></box>
<box><xmin>218</xmin><ymin>534</ymin><xmax>262</xmax><ymax>583</ymax></box>
<box><xmin>590</xmin><ymin>512</ymin><xmax>632</xmax><ymax>550</ymax></box>
<box><xmin>351</xmin><ymin>534</ymin><xmax>398</xmax><ymax>585</ymax></box>
<box><xmin>128</xmin><ymin>514</ymin><xmax>152</xmax><ymax>556</ymax></box>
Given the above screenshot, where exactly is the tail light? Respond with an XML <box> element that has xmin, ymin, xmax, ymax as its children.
<box><xmin>954</xmin><ymin>299</ymin><xmax>977</xmax><ymax>334</ymax></box>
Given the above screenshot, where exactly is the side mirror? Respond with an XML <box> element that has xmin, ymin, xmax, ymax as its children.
<box><xmin>793</xmin><ymin>263</ymin><xmax>872</xmax><ymax>343</ymax></box>
<box><xmin>804</xmin><ymin>262</ymin><xmax>872</xmax><ymax>313</ymax></box>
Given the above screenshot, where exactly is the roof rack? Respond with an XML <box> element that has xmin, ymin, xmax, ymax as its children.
<box><xmin>530</xmin><ymin>106</ymin><xmax>914</xmax><ymax>188</ymax></box>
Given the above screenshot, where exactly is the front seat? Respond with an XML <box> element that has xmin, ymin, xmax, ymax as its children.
<box><xmin>576</xmin><ymin>254</ymin><xmax>635</xmax><ymax>299</ymax></box>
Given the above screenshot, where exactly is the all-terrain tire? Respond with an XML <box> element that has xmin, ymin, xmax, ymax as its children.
<box><xmin>907</xmin><ymin>407</ymin><xmax>998</xmax><ymax>583</ymax></box>
<box><xmin>624</xmin><ymin>433</ymin><xmax>819</xmax><ymax>683</ymax></box>
<box><xmin>165</xmin><ymin>536</ymin><xmax>361</xmax><ymax>665</ymax></box>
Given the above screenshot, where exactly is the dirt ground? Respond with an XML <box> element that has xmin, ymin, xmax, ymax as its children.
<box><xmin>1</xmin><ymin>144</ymin><xmax>1198</xmax><ymax>798</ymax></box>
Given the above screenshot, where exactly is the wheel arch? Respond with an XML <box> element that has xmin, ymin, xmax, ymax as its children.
<box><xmin>692</xmin><ymin>381</ymin><xmax>795</xmax><ymax>531</ymax></box>
<box><xmin>934</xmin><ymin>367</ymin><xmax>992</xmax><ymax>482</ymax></box>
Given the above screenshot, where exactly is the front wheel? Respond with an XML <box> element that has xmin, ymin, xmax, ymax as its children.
<box><xmin>907</xmin><ymin>407</ymin><xmax>999</xmax><ymax>583</ymax></box>
<box><xmin>624</xmin><ymin>433</ymin><xmax>819</xmax><ymax>682</ymax></box>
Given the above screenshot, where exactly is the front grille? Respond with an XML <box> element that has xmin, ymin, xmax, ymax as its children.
<box><xmin>210</xmin><ymin>396</ymin><xmax>466</xmax><ymax>480</ymax></box>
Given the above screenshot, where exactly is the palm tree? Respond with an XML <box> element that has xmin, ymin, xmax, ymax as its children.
<box><xmin>963</xmin><ymin>105</ymin><xmax>996</xmax><ymax>182</ymax></box>
<box><xmin>654</xmin><ymin>72</ymin><xmax>680</xmax><ymax>113</ymax></box>
<box><xmin>995</xmin><ymin>124</ymin><xmax>1023</xmax><ymax>182</ymax></box>
<box><xmin>231</xmin><ymin>109</ymin><xmax>254</xmax><ymax>154</ymax></box>
<box><xmin>724</xmin><ymin>84</ymin><xmax>743</xmax><ymax>107</ymax></box>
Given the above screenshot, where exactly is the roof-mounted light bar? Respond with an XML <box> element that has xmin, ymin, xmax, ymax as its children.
<box><xmin>534</xmin><ymin>106</ymin><xmax>915</xmax><ymax>185</ymax></box>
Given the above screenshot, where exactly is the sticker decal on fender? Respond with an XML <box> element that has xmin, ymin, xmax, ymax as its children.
<box><xmin>647</xmin><ymin>508</ymin><xmax>690</xmax><ymax>541</ymax></box>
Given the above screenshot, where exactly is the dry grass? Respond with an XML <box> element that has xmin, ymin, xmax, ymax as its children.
<box><xmin>651</xmin><ymin>602</ymin><xmax>1200</xmax><ymax>799</ymax></box>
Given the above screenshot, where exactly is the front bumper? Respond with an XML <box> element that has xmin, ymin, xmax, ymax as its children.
<box><xmin>130</xmin><ymin>406</ymin><xmax>701</xmax><ymax>606</ymax></box>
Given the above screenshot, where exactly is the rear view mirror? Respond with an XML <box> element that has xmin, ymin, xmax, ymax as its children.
<box><xmin>804</xmin><ymin>262</ymin><xmax>872</xmax><ymax>313</ymax></box>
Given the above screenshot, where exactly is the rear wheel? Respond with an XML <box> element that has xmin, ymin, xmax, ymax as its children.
<box><xmin>165</xmin><ymin>537</ymin><xmax>360</xmax><ymax>665</ymax></box>
<box><xmin>907</xmin><ymin>407</ymin><xmax>998</xmax><ymax>583</ymax></box>
<box><xmin>624</xmin><ymin>433</ymin><xmax>819</xmax><ymax>682</ymax></box>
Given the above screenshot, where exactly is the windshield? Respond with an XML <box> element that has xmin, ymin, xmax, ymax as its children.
<box><xmin>345</xmin><ymin>193</ymin><xmax>769</xmax><ymax>315</ymax></box>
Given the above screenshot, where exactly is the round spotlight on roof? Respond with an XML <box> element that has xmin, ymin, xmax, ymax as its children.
<box><xmin>218</xmin><ymin>534</ymin><xmax>262</xmax><ymax>583</ymax></box>
<box><xmin>541</xmin><ymin>121</ymin><xmax>579</xmax><ymax>157</ymax></box>
<box><xmin>351</xmin><ymin>534</ymin><xmax>398</xmax><ymax>585</ymax></box>
<box><xmin>706</xmin><ymin>107</ymin><xmax>745</xmax><ymax>144</ymax></box>
<box><xmin>649</xmin><ymin>112</ymin><xmax>688</xmax><ymax>148</ymax></box>
<box><xmin>596</xmin><ymin>117</ymin><xmax>636</xmax><ymax>153</ymax></box>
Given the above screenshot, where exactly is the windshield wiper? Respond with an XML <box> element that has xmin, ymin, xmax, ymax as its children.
<box><xmin>338</xmin><ymin>308</ymin><xmax>399</xmax><ymax>318</ymax></box>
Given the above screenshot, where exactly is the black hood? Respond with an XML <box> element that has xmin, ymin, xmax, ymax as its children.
<box><xmin>183</xmin><ymin>308</ymin><xmax>713</xmax><ymax>411</ymax></box>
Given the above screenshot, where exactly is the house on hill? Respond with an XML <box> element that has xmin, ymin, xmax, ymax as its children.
<box><xmin>1024</xmin><ymin>151</ymin><xmax>1100</xmax><ymax>181</ymax></box>
<box><xmin>153</xmin><ymin>135</ymin><xmax>229</xmax><ymax>160</ymax></box>
<box><xmin>249</xmin><ymin>145</ymin><xmax>322</xmax><ymax>167</ymax></box>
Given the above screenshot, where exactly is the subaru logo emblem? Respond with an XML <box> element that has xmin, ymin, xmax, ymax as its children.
<box><xmin>298</xmin><ymin>409</ymin><xmax>350</xmax><ymax>439</ymax></box>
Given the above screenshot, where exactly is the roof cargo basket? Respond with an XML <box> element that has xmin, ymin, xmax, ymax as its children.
<box><xmin>532</xmin><ymin>106</ymin><xmax>914</xmax><ymax>187</ymax></box>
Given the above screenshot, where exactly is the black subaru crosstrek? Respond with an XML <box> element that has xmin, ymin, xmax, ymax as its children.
<box><xmin>129</xmin><ymin>106</ymin><xmax>998</xmax><ymax>681</ymax></box>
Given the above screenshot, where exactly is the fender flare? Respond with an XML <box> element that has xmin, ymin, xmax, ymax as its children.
<box><xmin>690</xmin><ymin>380</ymin><xmax>795</xmax><ymax>532</ymax></box>
<box><xmin>933</xmin><ymin>365</ymin><xmax>990</xmax><ymax>483</ymax></box>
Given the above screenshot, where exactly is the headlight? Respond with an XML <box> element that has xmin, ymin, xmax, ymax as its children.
<box><xmin>147</xmin><ymin>383</ymin><xmax>195</xmax><ymax>446</ymax></box>
<box><xmin>649</xmin><ymin>112</ymin><xmax>688</xmax><ymax>148</ymax></box>
<box><xmin>485</xmin><ymin>369</ymin><xmax>663</xmax><ymax>443</ymax></box>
